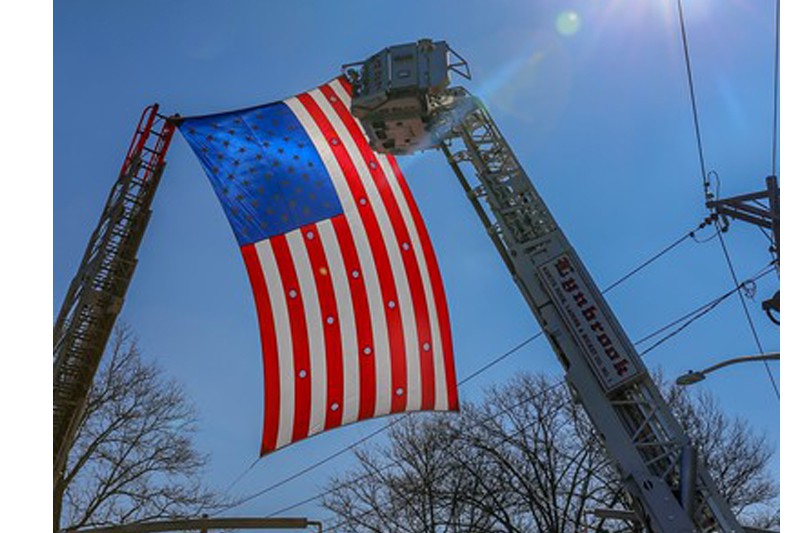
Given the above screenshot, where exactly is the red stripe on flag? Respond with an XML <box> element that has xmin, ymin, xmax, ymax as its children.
<box><xmin>297</xmin><ymin>92</ymin><xmax>408</xmax><ymax>414</ymax></box>
<box><xmin>241</xmin><ymin>244</ymin><xmax>281</xmax><ymax>454</ymax></box>
<box><xmin>270</xmin><ymin>235</ymin><xmax>313</xmax><ymax>439</ymax></box>
<box><xmin>331</xmin><ymin>215</ymin><xmax>376</xmax><ymax>420</ymax></box>
<box><xmin>320</xmin><ymin>84</ymin><xmax>436</xmax><ymax>410</ymax></box>
<box><xmin>385</xmin><ymin>155</ymin><xmax>459</xmax><ymax>410</ymax></box>
<box><xmin>337</xmin><ymin>75</ymin><xmax>352</xmax><ymax>95</ymax></box>
<box><xmin>301</xmin><ymin>223</ymin><xmax>344</xmax><ymax>430</ymax></box>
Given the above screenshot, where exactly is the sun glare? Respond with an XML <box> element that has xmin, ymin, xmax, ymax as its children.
<box><xmin>556</xmin><ymin>10</ymin><xmax>581</xmax><ymax>36</ymax></box>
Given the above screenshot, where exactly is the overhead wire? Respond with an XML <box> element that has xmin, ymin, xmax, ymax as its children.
<box><xmin>674</xmin><ymin>0</ymin><xmax>780</xmax><ymax>400</ymax></box>
<box><xmin>713</xmin><ymin>229</ymin><xmax>780</xmax><ymax>398</ymax></box>
<box><xmin>638</xmin><ymin>264</ymin><xmax>776</xmax><ymax>356</ymax></box>
<box><xmin>771</xmin><ymin>0</ymin><xmax>780</xmax><ymax>176</ymax></box>
<box><xmin>690</xmin><ymin>227</ymin><xmax>720</xmax><ymax>244</ymax></box>
<box><xmin>266</xmin><ymin>379</ymin><xmax>570</xmax><ymax>518</ymax></box>
<box><xmin>212</xmin><ymin>220</ymin><xmax>727</xmax><ymax>516</ymax></box>
<box><xmin>756</xmin><ymin>225</ymin><xmax>780</xmax><ymax>266</ymax></box>
<box><xmin>314</xmin><ymin>388</ymin><xmax>613</xmax><ymax>533</ymax></box>
<box><xmin>212</xmin><ymin>223</ymin><xmax>704</xmax><ymax>512</ymax></box>
<box><xmin>600</xmin><ymin>231</ymin><xmax>693</xmax><ymax>294</ymax></box>
<box><xmin>676</xmin><ymin>0</ymin><xmax>710</xmax><ymax>199</ymax></box>
<box><xmin>266</xmin><ymin>263</ymin><xmax>774</xmax><ymax>522</ymax></box>
<box><xmin>634</xmin><ymin>262</ymin><xmax>774</xmax><ymax>348</ymax></box>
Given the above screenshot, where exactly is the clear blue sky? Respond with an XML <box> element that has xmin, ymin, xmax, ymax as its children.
<box><xmin>54</xmin><ymin>0</ymin><xmax>781</xmax><ymax>524</ymax></box>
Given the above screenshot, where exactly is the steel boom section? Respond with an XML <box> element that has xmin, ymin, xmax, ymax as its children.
<box><xmin>53</xmin><ymin>106</ymin><xmax>176</xmax><ymax>486</ymax></box>
<box><xmin>441</xmin><ymin>97</ymin><xmax>743</xmax><ymax>533</ymax></box>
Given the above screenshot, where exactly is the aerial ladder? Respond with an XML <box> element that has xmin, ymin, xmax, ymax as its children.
<box><xmin>343</xmin><ymin>39</ymin><xmax>754</xmax><ymax>533</ymax></box>
<box><xmin>53</xmin><ymin>105</ymin><xmax>176</xmax><ymax>488</ymax></box>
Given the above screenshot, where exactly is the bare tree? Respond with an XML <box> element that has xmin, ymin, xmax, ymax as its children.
<box><xmin>324</xmin><ymin>374</ymin><xmax>629</xmax><ymax>533</ymax></box>
<box><xmin>323</xmin><ymin>414</ymin><xmax>505</xmax><ymax>533</ymax></box>
<box><xmin>54</xmin><ymin>325</ymin><xmax>222</xmax><ymax>532</ymax></box>
<box><xmin>324</xmin><ymin>372</ymin><xmax>777</xmax><ymax>532</ymax></box>
<box><xmin>461</xmin><ymin>374</ymin><xmax>625</xmax><ymax>532</ymax></box>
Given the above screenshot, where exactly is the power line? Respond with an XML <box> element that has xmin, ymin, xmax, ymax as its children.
<box><xmin>220</xmin><ymin>457</ymin><xmax>260</xmax><ymax>498</ymax></box>
<box><xmin>674</xmin><ymin>0</ymin><xmax>780</xmax><ymax>400</ymax></box>
<box><xmin>634</xmin><ymin>262</ymin><xmax>774</xmax><ymax>348</ymax></box>
<box><xmin>254</xmin><ymin>262</ymin><xmax>774</xmax><ymax>520</ymax></box>
<box><xmin>676</xmin><ymin>0</ymin><xmax>710</xmax><ymax>199</ymax></box>
<box><xmin>456</xmin><ymin>333</ymin><xmax>543</xmax><ymax>386</ymax></box>
<box><xmin>713</xmin><ymin>228</ymin><xmax>779</xmax><ymax>398</ymax></box>
<box><xmin>771</xmin><ymin>0</ymin><xmax>780</xmax><ymax>176</ymax></box>
<box><xmin>601</xmin><ymin>231</ymin><xmax>693</xmax><ymax>294</ymax></box>
<box><xmin>638</xmin><ymin>264</ymin><xmax>776</xmax><ymax>356</ymax></box>
<box><xmin>311</xmin><ymin>383</ymin><xmax>608</xmax><ymax>532</ymax></box>
<box><xmin>213</xmin><ymin>221</ymin><xmax>719</xmax><ymax>515</ymax></box>
<box><xmin>271</xmin><ymin>261</ymin><xmax>774</xmax><ymax>520</ymax></box>
<box><xmin>266</xmin><ymin>379</ymin><xmax>570</xmax><ymax>518</ymax></box>
<box><xmin>635</xmin><ymin>291</ymin><xmax>729</xmax><ymax>349</ymax></box>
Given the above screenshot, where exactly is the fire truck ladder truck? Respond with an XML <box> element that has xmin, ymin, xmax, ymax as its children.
<box><xmin>53</xmin><ymin>105</ymin><xmax>176</xmax><ymax>486</ymax></box>
<box><xmin>345</xmin><ymin>39</ymin><xmax>751</xmax><ymax>533</ymax></box>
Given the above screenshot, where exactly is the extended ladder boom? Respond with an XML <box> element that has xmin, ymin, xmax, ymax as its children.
<box><xmin>345</xmin><ymin>39</ymin><xmax>744</xmax><ymax>533</ymax></box>
<box><xmin>53</xmin><ymin>105</ymin><xmax>176</xmax><ymax>484</ymax></box>
<box><xmin>441</xmin><ymin>97</ymin><xmax>742</xmax><ymax>533</ymax></box>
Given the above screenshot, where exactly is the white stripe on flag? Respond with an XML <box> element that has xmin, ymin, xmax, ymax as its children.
<box><xmin>254</xmin><ymin>239</ymin><xmax>296</xmax><ymax>449</ymax></box>
<box><xmin>286</xmin><ymin>228</ymin><xmax>327</xmax><ymax>437</ymax></box>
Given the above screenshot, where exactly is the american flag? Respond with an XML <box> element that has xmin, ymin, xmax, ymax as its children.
<box><xmin>179</xmin><ymin>77</ymin><xmax>459</xmax><ymax>455</ymax></box>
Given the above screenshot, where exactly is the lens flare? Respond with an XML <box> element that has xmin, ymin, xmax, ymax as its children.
<box><xmin>556</xmin><ymin>10</ymin><xmax>581</xmax><ymax>36</ymax></box>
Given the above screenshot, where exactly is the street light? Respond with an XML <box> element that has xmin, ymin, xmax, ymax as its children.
<box><xmin>676</xmin><ymin>352</ymin><xmax>779</xmax><ymax>386</ymax></box>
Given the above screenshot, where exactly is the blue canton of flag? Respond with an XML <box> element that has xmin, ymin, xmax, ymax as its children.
<box><xmin>181</xmin><ymin>101</ymin><xmax>342</xmax><ymax>244</ymax></box>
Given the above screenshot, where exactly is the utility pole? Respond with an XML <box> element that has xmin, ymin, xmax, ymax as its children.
<box><xmin>706</xmin><ymin>175</ymin><xmax>780</xmax><ymax>321</ymax></box>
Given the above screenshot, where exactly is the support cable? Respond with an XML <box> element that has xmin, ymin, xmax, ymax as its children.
<box><xmin>212</xmin><ymin>223</ymin><xmax>704</xmax><ymax>510</ymax></box>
